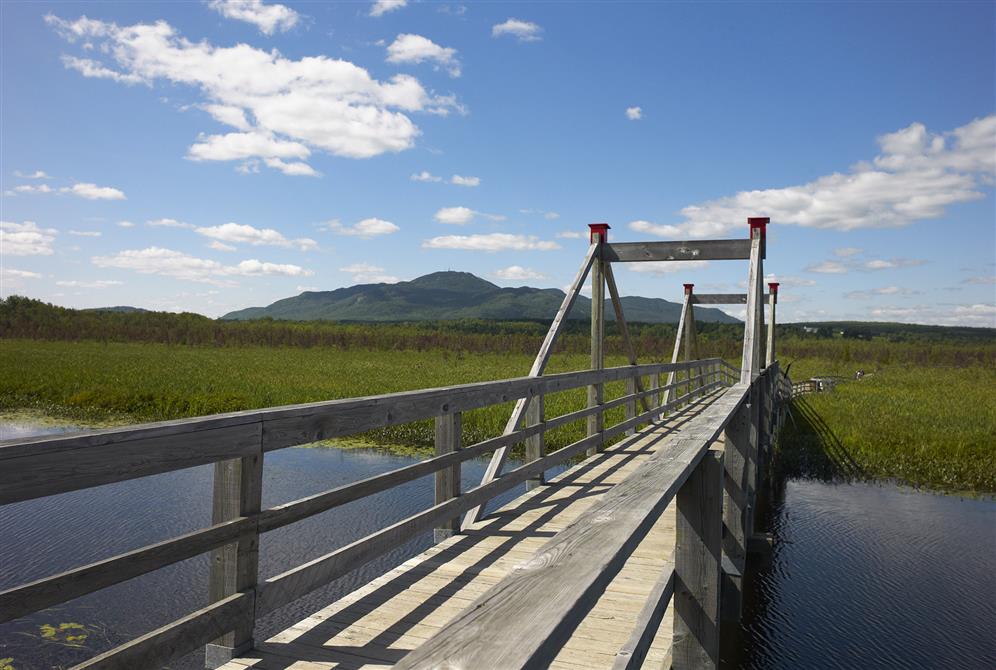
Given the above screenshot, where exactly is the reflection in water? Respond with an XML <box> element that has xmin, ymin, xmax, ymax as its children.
<box><xmin>730</xmin><ymin>479</ymin><xmax>996</xmax><ymax>670</ymax></box>
<box><xmin>0</xmin><ymin>421</ymin><xmax>564</xmax><ymax>669</ymax></box>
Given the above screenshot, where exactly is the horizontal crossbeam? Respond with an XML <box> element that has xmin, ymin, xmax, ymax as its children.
<box><xmin>690</xmin><ymin>293</ymin><xmax>770</xmax><ymax>305</ymax></box>
<box><xmin>603</xmin><ymin>239</ymin><xmax>761</xmax><ymax>263</ymax></box>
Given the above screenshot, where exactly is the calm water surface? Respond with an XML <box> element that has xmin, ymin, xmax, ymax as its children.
<box><xmin>3</xmin><ymin>420</ymin><xmax>994</xmax><ymax>669</ymax></box>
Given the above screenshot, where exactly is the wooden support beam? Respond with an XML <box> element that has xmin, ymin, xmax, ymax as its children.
<box><xmin>205</xmin><ymin>424</ymin><xmax>263</xmax><ymax>666</ymax></box>
<box><xmin>720</xmin><ymin>402</ymin><xmax>751</xmax><ymax>623</ymax></box>
<box><xmin>525</xmin><ymin>395</ymin><xmax>545</xmax><ymax>491</ymax></box>
<box><xmin>462</xmin><ymin>241</ymin><xmax>598</xmax><ymax>529</ymax></box>
<box><xmin>603</xmin><ymin>262</ymin><xmax>653</xmax><ymax>415</ymax></box>
<box><xmin>690</xmin><ymin>293</ymin><xmax>770</xmax><ymax>305</ymax></box>
<box><xmin>587</xmin><ymin>227</ymin><xmax>607</xmax><ymax>457</ymax></box>
<box><xmin>603</xmin><ymin>239</ymin><xmax>757</xmax><ymax>263</ymax></box>
<box><xmin>766</xmin><ymin>283</ymin><xmax>779</xmax><ymax>367</ymax></box>
<box><xmin>673</xmin><ymin>447</ymin><xmax>724</xmax><ymax>670</ymax></box>
<box><xmin>740</xmin><ymin>218</ymin><xmax>766</xmax><ymax>383</ymax></box>
<box><xmin>664</xmin><ymin>292</ymin><xmax>692</xmax><ymax>406</ymax></box>
<box><xmin>433</xmin><ymin>412</ymin><xmax>462</xmax><ymax>542</ymax></box>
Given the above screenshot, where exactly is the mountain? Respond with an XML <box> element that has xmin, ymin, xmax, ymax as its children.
<box><xmin>221</xmin><ymin>271</ymin><xmax>740</xmax><ymax>324</ymax></box>
<box><xmin>84</xmin><ymin>306</ymin><xmax>150</xmax><ymax>313</ymax></box>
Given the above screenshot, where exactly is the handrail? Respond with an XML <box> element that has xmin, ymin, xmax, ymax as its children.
<box><xmin>0</xmin><ymin>357</ymin><xmax>734</xmax><ymax>670</ymax></box>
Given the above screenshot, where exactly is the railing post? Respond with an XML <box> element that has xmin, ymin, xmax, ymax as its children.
<box><xmin>525</xmin><ymin>395</ymin><xmax>545</xmax><ymax>491</ymax></box>
<box><xmin>587</xmin><ymin>223</ymin><xmax>609</xmax><ymax>456</ymax></box>
<box><xmin>673</xmin><ymin>446</ymin><xmax>724</xmax><ymax>669</ymax></box>
<box><xmin>766</xmin><ymin>283</ymin><xmax>779</xmax><ymax>367</ymax></box>
<box><xmin>205</xmin><ymin>424</ymin><xmax>263</xmax><ymax>668</ymax></box>
<box><xmin>745</xmin><ymin>381</ymin><xmax>760</xmax><ymax>537</ymax></box>
<box><xmin>625</xmin><ymin>373</ymin><xmax>637</xmax><ymax>436</ymax></box>
<box><xmin>652</xmin><ymin>370</ymin><xmax>662</xmax><ymax>422</ymax></box>
<box><xmin>434</xmin><ymin>411</ymin><xmax>462</xmax><ymax>542</ymax></box>
<box><xmin>720</xmin><ymin>400</ymin><xmax>751</xmax><ymax>623</ymax></box>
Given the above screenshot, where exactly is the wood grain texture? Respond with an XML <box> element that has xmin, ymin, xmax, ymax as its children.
<box><xmin>611</xmin><ymin>570</ymin><xmax>675</xmax><ymax>670</ymax></box>
<box><xmin>603</xmin><ymin>239</ymin><xmax>754</xmax><ymax>263</ymax></box>
<box><xmin>739</xmin><ymin>228</ymin><xmax>764</xmax><ymax>383</ymax></box>
<box><xmin>588</xmin><ymin>236</ymin><xmax>606</xmax><ymax>457</ymax></box>
<box><xmin>525</xmin><ymin>395</ymin><xmax>545</xmax><ymax>491</ymax></box>
<box><xmin>434</xmin><ymin>412</ymin><xmax>462</xmax><ymax>541</ymax></box>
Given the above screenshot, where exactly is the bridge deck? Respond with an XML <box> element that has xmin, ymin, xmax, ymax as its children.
<box><xmin>220</xmin><ymin>394</ymin><xmax>721</xmax><ymax>670</ymax></box>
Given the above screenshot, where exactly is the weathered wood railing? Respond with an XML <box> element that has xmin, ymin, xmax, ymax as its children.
<box><xmin>393</xmin><ymin>361</ymin><xmax>787</xmax><ymax>670</ymax></box>
<box><xmin>0</xmin><ymin>357</ymin><xmax>741</xmax><ymax>669</ymax></box>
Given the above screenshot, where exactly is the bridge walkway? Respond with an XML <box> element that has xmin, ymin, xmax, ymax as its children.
<box><xmin>219</xmin><ymin>393</ymin><xmax>722</xmax><ymax>670</ymax></box>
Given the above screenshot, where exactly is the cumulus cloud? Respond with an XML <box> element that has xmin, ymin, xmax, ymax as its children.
<box><xmin>14</xmin><ymin>170</ymin><xmax>50</xmax><ymax>179</ymax></box>
<box><xmin>208</xmin><ymin>240</ymin><xmax>237</xmax><ymax>252</ymax></box>
<box><xmin>423</xmin><ymin>233</ymin><xmax>559</xmax><ymax>252</ymax></box>
<box><xmin>868</xmin><ymin>303</ymin><xmax>996</xmax><ymax>327</ymax></box>
<box><xmin>628</xmin><ymin>220</ymin><xmax>682</xmax><ymax>237</ymax></box>
<box><xmin>69</xmin><ymin>230</ymin><xmax>102</xmax><ymax>237</ymax></box>
<box><xmin>386</xmin><ymin>34</ymin><xmax>461</xmax><ymax>78</ymax></box>
<box><xmin>92</xmin><ymin>247</ymin><xmax>312</xmax><ymax>284</ymax></box>
<box><xmin>411</xmin><ymin>170</ymin><xmax>442</xmax><ymax>182</ymax></box>
<box><xmin>370</xmin><ymin>0</ymin><xmax>407</xmax><ymax>17</ymax></box>
<box><xmin>339</xmin><ymin>262</ymin><xmax>400</xmax><ymax>284</ymax></box>
<box><xmin>207</xmin><ymin>0</ymin><xmax>299</xmax><ymax>35</ymax></box>
<box><xmin>12</xmin><ymin>184</ymin><xmax>54</xmax><ymax>194</ymax></box>
<box><xmin>845</xmin><ymin>286</ymin><xmax>921</xmax><ymax>299</ymax></box>
<box><xmin>48</xmin><ymin>15</ymin><xmax>461</xmax><ymax>175</ymax></box>
<box><xmin>433</xmin><ymin>206</ymin><xmax>504</xmax><ymax>224</ymax></box>
<box><xmin>117</xmin><ymin>220</ymin><xmax>136</xmax><ymax>228</ymax></box>
<box><xmin>492</xmin><ymin>18</ymin><xmax>542</xmax><ymax>42</ymax></box>
<box><xmin>627</xmin><ymin>261</ymin><xmax>709</xmax><ymax>276</ymax></box>
<box><xmin>862</xmin><ymin>258</ymin><xmax>926</xmax><ymax>271</ymax></box>
<box><xmin>645</xmin><ymin>115</ymin><xmax>996</xmax><ymax>237</ymax></box>
<box><xmin>834</xmin><ymin>247</ymin><xmax>863</xmax><ymax>257</ymax></box>
<box><xmin>556</xmin><ymin>230</ymin><xmax>585</xmax><ymax>239</ymax></box>
<box><xmin>962</xmin><ymin>275</ymin><xmax>996</xmax><ymax>285</ymax></box>
<box><xmin>324</xmin><ymin>218</ymin><xmax>400</xmax><ymax>237</ymax></box>
<box><xmin>195</xmin><ymin>222</ymin><xmax>317</xmax><ymax>250</ymax></box>
<box><xmin>450</xmin><ymin>174</ymin><xmax>480</xmax><ymax>187</ymax></box>
<box><xmin>626</xmin><ymin>106</ymin><xmax>642</xmax><ymax>120</ymax></box>
<box><xmin>1</xmin><ymin>221</ymin><xmax>57</xmax><ymax>255</ymax></box>
<box><xmin>764</xmin><ymin>274</ymin><xmax>816</xmax><ymax>288</ymax></box>
<box><xmin>56</xmin><ymin>279</ymin><xmax>122</xmax><ymax>288</ymax></box>
<box><xmin>3</xmin><ymin>268</ymin><xmax>43</xmax><ymax>279</ymax></box>
<box><xmin>494</xmin><ymin>265</ymin><xmax>546</xmax><ymax>280</ymax></box>
<box><xmin>60</xmin><ymin>182</ymin><xmax>126</xmax><ymax>200</ymax></box>
<box><xmin>806</xmin><ymin>260</ymin><xmax>848</xmax><ymax>274</ymax></box>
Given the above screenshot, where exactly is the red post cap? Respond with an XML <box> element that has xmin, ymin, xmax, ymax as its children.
<box><xmin>683</xmin><ymin>283</ymin><xmax>694</xmax><ymax>294</ymax></box>
<box><xmin>768</xmin><ymin>282</ymin><xmax>780</xmax><ymax>293</ymax></box>
<box><xmin>748</xmin><ymin>217</ymin><xmax>769</xmax><ymax>237</ymax></box>
<box><xmin>588</xmin><ymin>223</ymin><xmax>610</xmax><ymax>243</ymax></box>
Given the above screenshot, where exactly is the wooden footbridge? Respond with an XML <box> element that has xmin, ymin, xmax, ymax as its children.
<box><xmin>1</xmin><ymin>219</ymin><xmax>792</xmax><ymax>669</ymax></box>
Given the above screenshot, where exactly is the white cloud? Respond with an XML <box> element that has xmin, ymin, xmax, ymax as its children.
<box><xmin>49</xmin><ymin>15</ymin><xmax>461</xmax><ymax>173</ymax></box>
<box><xmin>1</xmin><ymin>221</ymin><xmax>57</xmax><ymax>255</ymax></box>
<box><xmin>450</xmin><ymin>174</ymin><xmax>480</xmax><ymax>187</ymax></box>
<box><xmin>494</xmin><ymin>265</ymin><xmax>546</xmax><ymax>280</ymax></box>
<box><xmin>60</xmin><ymin>182</ymin><xmax>126</xmax><ymax>200</ymax></box>
<box><xmin>263</xmin><ymin>157</ymin><xmax>320</xmax><ymax>177</ymax></box>
<box><xmin>492</xmin><ymin>18</ymin><xmax>543</xmax><ymax>42</ymax></box>
<box><xmin>195</xmin><ymin>222</ymin><xmax>317</xmax><ymax>250</ymax></box>
<box><xmin>423</xmin><ymin>233</ymin><xmax>559</xmax><ymax>252</ymax></box>
<box><xmin>13</xmin><ymin>184</ymin><xmax>54</xmax><ymax>194</ymax></box>
<box><xmin>324</xmin><ymin>218</ymin><xmax>400</xmax><ymax>238</ymax></box>
<box><xmin>657</xmin><ymin>115</ymin><xmax>996</xmax><ymax>237</ymax></box>
<box><xmin>14</xmin><ymin>170</ymin><xmax>51</xmax><ymax>179</ymax></box>
<box><xmin>628</xmin><ymin>220</ymin><xmax>682</xmax><ymax>237</ymax></box>
<box><xmin>56</xmin><ymin>279</ymin><xmax>122</xmax><ymax>288</ymax></box>
<box><xmin>806</xmin><ymin>260</ymin><xmax>848</xmax><ymax>274</ymax></box>
<box><xmin>62</xmin><ymin>56</ymin><xmax>145</xmax><ymax>84</ymax></box>
<box><xmin>868</xmin><ymin>303</ymin><xmax>996</xmax><ymax>327</ymax></box>
<box><xmin>845</xmin><ymin>286</ymin><xmax>920</xmax><ymax>300</ymax></box>
<box><xmin>92</xmin><ymin>247</ymin><xmax>312</xmax><ymax>284</ymax></box>
<box><xmin>626</xmin><ymin>106</ymin><xmax>642</xmax><ymax>121</ymax></box>
<box><xmin>862</xmin><ymin>258</ymin><xmax>926</xmax><ymax>271</ymax></box>
<box><xmin>207</xmin><ymin>0</ymin><xmax>299</xmax><ymax>35</ymax></box>
<box><xmin>433</xmin><ymin>206</ymin><xmax>504</xmax><ymax>224</ymax></box>
<box><xmin>386</xmin><ymin>34</ymin><xmax>461</xmax><ymax>78</ymax></box>
<box><xmin>556</xmin><ymin>230</ymin><xmax>584</xmax><ymax>239</ymax></box>
<box><xmin>370</xmin><ymin>0</ymin><xmax>407</xmax><ymax>17</ymax></box>
<box><xmin>544</xmin><ymin>211</ymin><xmax>560</xmax><ymax>220</ymax></box>
<box><xmin>339</xmin><ymin>262</ymin><xmax>400</xmax><ymax>284</ymax></box>
<box><xmin>296</xmin><ymin>285</ymin><xmax>319</xmax><ymax>292</ymax></box>
<box><xmin>117</xmin><ymin>220</ymin><xmax>136</xmax><ymax>228</ymax></box>
<box><xmin>2</xmin><ymin>268</ymin><xmax>43</xmax><ymax>278</ymax></box>
<box><xmin>147</xmin><ymin>218</ymin><xmax>194</xmax><ymax>229</ymax></box>
<box><xmin>411</xmin><ymin>170</ymin><xmax>442</xmax><ymax>182</ymax></box>
<box><xmin>963</xmin><ymin>275</ymin><xmax>996</xmax><ymax>285</ymax></box>
<box><xmin>208</xmin><ymin>240</ymin><xmax>237</xmax><ymax>252</ymax></box>
<box><xmin>627</xmin><ymin>260</ymin><xmax>709</xmax><ymax>276</ymax></box>
<box><xmin>834</xmin><ymin>247</ymin><xmax>863</xmax><ymax>257</ymax></box>
<box><xmin>763</xmin><ymin>273</ymin><xmax>816</xmax><ymax>288</ymax></box>
<box><xmin>69</xmin><ymin>230</ymin><xmax>102</xmax><ymax>237</ymax></box>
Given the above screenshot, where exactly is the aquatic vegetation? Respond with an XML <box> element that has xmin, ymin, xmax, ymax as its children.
<box><xmin>38</xmin><ymin>622</ymin><xmax>88</xmax><ymax>646</ymax></box>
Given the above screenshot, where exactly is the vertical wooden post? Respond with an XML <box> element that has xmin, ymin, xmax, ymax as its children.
<box><xmin>652</xmin><ymin>371</ymin><xmax>662</xmax><ymax>422</ymax></box>
<box><xmin>587</xmin><ymin>223</ymin><xmax>609</xmax><ymax>456</ymax></box>
<box><xmin>682</xmin><ymin>284</ymin><xmax>698</xmax><ymax>399</ymax></box>
<box><xmin>766</xmin><ymin>282</ymin><xmax>779</xmax><ymax>368</ymax></box>
<box><xmin>205</xmin><ymin>424</ymin><xmax>263</xmax><ymax>668</ymax></box>
<box><xmin>665</xmin><ymin>289</ymin><xmax>691</xmax><ymax>407</ymax></box>
<box><xmin>745</xmin><ymin>381</ymin><xmax>760</xmax><ymax>536</ymax></box>
<box><xmin>740</xmin><ymin>218</ymin><xmax>767</xmax><ymax>383</ymax></box>
<box><xmin>720</xmin><ymin>402</ymin><xmax>751</xmax><ymax>623</ymax></box>
<box><xmin>625</xmin><ymin>374</ymin><xmax>637</xmax><ymax>436</ymax></box>
<box><xmin>434</xmin><ymin>412</ymin><xmax>462</xmax><ymax>542</ymax></box>
<box><xmin>673</xmin><ymin>447</ymin><xmax>724</xmax><ymax>670</ymax></box>
<box><xmin>525</xmin><ymin>395</ymin><xmax>545</xmax><ymax>491</ymax></box>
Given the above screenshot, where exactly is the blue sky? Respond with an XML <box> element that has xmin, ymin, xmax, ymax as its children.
<box><xmin>1</xmin><ymin>0</ymin><xmax>994</xmax><ymax>325</ymax></box>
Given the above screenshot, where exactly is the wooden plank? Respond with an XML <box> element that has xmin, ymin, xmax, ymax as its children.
<box><xmin>434</xmin><ymin>413</ymin><xmax>462</xmax><ymax>542</ymax></box>
<box><xmin>664</xmin><ymin>293</ymin><xmax>691</xmax><ymax>406</ymax></box>
<box><xmin>255</xmin><ymin>430</ymin><xmax>606</xmax><ymax>616</ymax></box>
<box><xmin>0</xmin><ymin>422</ymin><xmax>261</xmax><ymax>505</ymax></box>
<box><xmin>720</xmin><ymin>402</ymin><xmax>750</xmax><ymax>623</ymax></box>
<box><xmin>673</xmin><ymin>448</ymin><xmax>724</xmax><ymax>670</ymax></box>
<box><xmin>602</xmin><ymin>239</ymin><xmax>755</xmax><ymax>263</ymax></box>
<box><xmin>603</xmin><ymin>263</ymin><xmax>653</xmax><ymax>415</ymax></box>
<box><xmin>611</xmin><ymin>570</ymin><xmax>675</xmax><ymax>670</ymax></box>
<box><xmin>525</xmin><ymin>395</ymin><xmax>545</xmax><ymax>491</ymax></box>
<box><xmin>462</xmin><ymin>242</ymin><xmax>599</xmax><ymax>528</ymax></box>
<box><xmin>739</xmin><ymin>228</ymin><xmax>764</xmax><ymax>383</ymax></box>
<box><xmin>766</xmin><ymin>290</ymin><xmax>777</xmax><ymax>367</ymax></box>
<box><xmin>0</xmin><ymin>517</ymin><xmax>254</xmax><ymax>624</ymax></box>
<box><xmin>74</xmin><ymin>592</ymin><xmax>251</xmax><ymax>670</ymax></box>
<box><xmin>392</xmin><ymin>386</ymin><xmax>749</xmax><ymax>670</ymax></box>
<box><xmin>690</xmin><ymin>293</ymin><xmax>770</xmax><ymax>305</ymax></box>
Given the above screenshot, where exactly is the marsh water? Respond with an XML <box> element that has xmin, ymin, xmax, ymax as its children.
<box><xmin>2</xmin><ymin>419</ymin><xmax>994</xmax><ymax>669</ymax></box>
